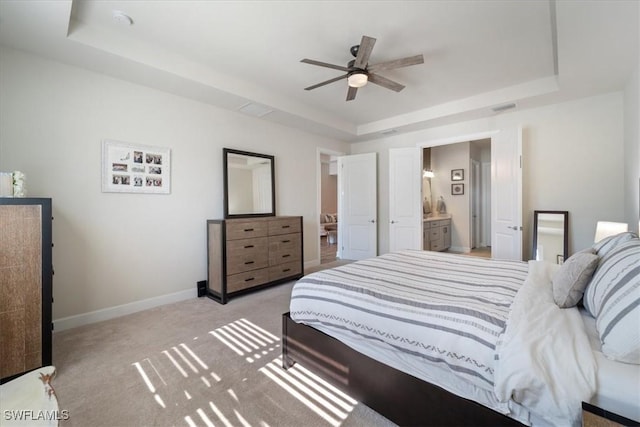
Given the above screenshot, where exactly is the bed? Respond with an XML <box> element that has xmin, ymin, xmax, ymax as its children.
<box><xmin>282</xmin><ymin>234</ymin><xmax>640</xmax><ymax>426</ymax></box>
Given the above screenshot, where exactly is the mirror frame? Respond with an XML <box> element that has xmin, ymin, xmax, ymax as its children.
<box><xmin>223</xmin><ymin>148</ymin><xmax>276</xmax><ymax>218</ymax></box>
<box><xmin>532</xmin><ymin>210</ymin><xmax>569</xmax><ymax>263</ymax></box>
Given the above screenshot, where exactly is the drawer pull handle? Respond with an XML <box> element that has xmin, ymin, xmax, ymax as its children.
<box><xmin>282</xmin><ymin>240</ymin><xmax>290</xmax><ymax>243</ymax></box>
<box><xmin>245</xmin><ymin>277</ymin><xmax>255</xmax><ymax>282</ymax></box>
<box><xmin>244</xmin><ymin>228</ymin><xmax>254</xmax><ymax>232</ymax></box>
<box><xmin>244</xmin><ymin>261</ymin><xmax>254</xmax><ymax>265</ymax></box>
<box><xmin>244</xmin><ymin>245</ymin><xmax>254</xmax><ymax>248</ymax></box>
<box><xmin>282</xmin><ymin>225</ymin><xmax>290</xmax><ymax>229</ymax></box>
<box><xmin>283</xmin><ymin>268</ymin><xmax>291</xmax><ymax>273</ymax></box>
<box><xmin>282</xmin><ymin>254</ymin><xmax>290</xmax><ymax>258</ymax></box>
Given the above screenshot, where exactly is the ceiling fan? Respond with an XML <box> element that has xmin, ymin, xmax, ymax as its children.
<box><xmin>301</xmin><ymin>35</ymin><xmax>424</xmax><ymax>101</ymax></box>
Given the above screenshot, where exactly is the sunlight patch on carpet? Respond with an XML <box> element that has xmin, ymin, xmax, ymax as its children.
<box><xmin>209</xmin><ymin>318</ymin><xmax>280</xmax><ymax>363</ymax></box>
<box><xmin>260</xmin><ymin>357</ymin><xmax>356</xmax><ymax>427</ymax></box>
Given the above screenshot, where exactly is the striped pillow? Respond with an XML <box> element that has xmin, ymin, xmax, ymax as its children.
<box><xmin>583</xmin><ymin>239</ymin><xmax>640</xmax><ymax>364</ymax></box>
<box><xmin>592</xmin><ymin>231</ymin><xmax>638</xmax><ymax>257</ymax></box>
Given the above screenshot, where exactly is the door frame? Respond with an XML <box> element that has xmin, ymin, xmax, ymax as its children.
<box><xmin>316</xmin><ymin>147</ymin><xmax>345</xmax><ymax>266</ymax></box>
<box><xmin>417</xmin><ymin>130</ymin><xmax>501</xmax><ymax>254</ymax></box>
<box><xmin>418</xmin><ymin>128</ymin><xmax>522</xmax><ymax>260</ymax></box>
<box><xmin>471</xmin><ymin>159</ymin><xmax>481</xmax><ymax>249</ymax></box>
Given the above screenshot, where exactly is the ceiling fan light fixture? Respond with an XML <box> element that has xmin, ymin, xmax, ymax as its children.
<box><xmin>348</xmin><ymin>72</ymin><xmax>368</xmax><ymax>88</ymax></box>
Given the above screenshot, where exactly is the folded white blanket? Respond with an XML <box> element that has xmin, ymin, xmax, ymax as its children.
<box><xmin>495</xmin><ymin>261</ymin><xmax>597</xmax><ymax>426</ymax></box>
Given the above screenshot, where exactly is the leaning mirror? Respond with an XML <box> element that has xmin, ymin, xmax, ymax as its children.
<box><xmin>223</xmin><ymin>148</ymin><xmax>275</xmax><ymax>218</ymax></box>
<box><xmin>532</xmin><ymin>210</ymin><xmax>568</xmax><ymax>264</ymax></box>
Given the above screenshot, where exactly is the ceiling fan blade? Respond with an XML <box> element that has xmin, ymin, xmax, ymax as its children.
<box><xmin>354</xmin><ymin>35</ymin><xmax>376</xmax><ymax>69</ymax></box>
<box><xmin>346</xmin><ymin>86</ymin><xmax>358</xmax><ymax>101</ymax></box>
<box><xmin>368</xmin><ymin>73</ymin><xmax>405</xmax><ymax>92</ymax></box>
<box><xmin>300</xmin><ymin>59</ymin><xmax>348</xmax><ymax>72</ymax></box>
<box><xmin>368</xmin><ymin>54</ymin><xmax>424</xmax><ymax>73</ymax></box>
<box><xmin>304</xmin><ymin>74</ymin><xmax>348</xmax><ymax>91</ymax></box>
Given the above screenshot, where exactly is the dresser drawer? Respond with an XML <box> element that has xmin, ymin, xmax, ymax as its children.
<box><xmin>227</xmin><ymin>268</ymin><xmax>269</xmax><ymax>293</ymax></box>
<box><xmin>429</xmin><ymin>219</ymin><xmax>450</xmax><ymax>228</ymax></box>
<box><xmin>226</xmin><ymin>221</ymin><xmax>268</xmax><ymax>240</ymax></box>
<box><xmin>226</xmin><ymin>237</ymin><xmax>268</xmax><ymax>275</ymax></box>
<box><xmin>269</xmin><ymin>261</ymin><xmax>302</xmax><ymax>282</ymax></box>
<box><xmin>430</xmin><ymin>239</ymin><xmax>445</xmax><ymax>251</ymax></box>
<box><xmin>430</xmin><ymin>227</ymin><xmax>443</xmax><ymax>240</ymax></box>
<box><xmin>269</xmin><ymin>246</ymin><xmax>301</xmax><ymax>266</ymax></box>
<box><xmin>269</xmin><ymin>233</ymin><xmax>301</xmax><ymax>254</ymax></box>
<box><xmin>268</xmin><ymin>217</ymin><xmax>301</xmax><ymax>236</ymax></box>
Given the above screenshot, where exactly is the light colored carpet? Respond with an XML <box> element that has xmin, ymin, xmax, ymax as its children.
<box><xmin>52</xmin><ymin>273</ymin><xmax>393</xmax><ymax>427</ymax></box>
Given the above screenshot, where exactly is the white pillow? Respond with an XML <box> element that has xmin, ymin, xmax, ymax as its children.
<box><xmin>551</xmin><ymin>250</ymin><xmax>599</xmax><ymax>308</ymax></box>
<box><xmin>584</xmin><ymin>239</ymin><xmax>640</xmax><ymax>364</ymax></box>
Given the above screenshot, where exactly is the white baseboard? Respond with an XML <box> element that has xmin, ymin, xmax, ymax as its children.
<box><xmin>53</xmin><ymin>288</ymin><xmax>197</xmax><ymax>332</ymax></box>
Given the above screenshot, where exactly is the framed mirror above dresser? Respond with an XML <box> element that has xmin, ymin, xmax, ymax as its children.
<box><xmin>208</xmin><ymin>149</ymin><xmax>303</xmax><ymax>304</ymax></box>
<box><xmin>223</xmin><ymin>148</ymin><xmax>275</xmax><ymax>218</ymax></box>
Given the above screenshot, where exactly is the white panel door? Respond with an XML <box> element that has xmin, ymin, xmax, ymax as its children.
<box><xmin>338</xmin><ymin>153</ymin><xmax>377</xmax><ymax>260</ymax></box>
<box><xmin>389</xmin><ymin>147</ymin><xmax>422</xmax><ymax>252</ymax></box>
<box><xmin>491</xmin><ymin>127</ymin><xmax>523</xmax><ymax>260</ymax></box>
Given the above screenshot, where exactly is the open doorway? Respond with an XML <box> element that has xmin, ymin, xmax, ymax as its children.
<box><xmin>319</xmin><ymin>152</ymin><xmax>339</xmax><ymax>264</ymax></box>
<box><xmin>422</xmin><ymin>138</ymin><xmax>492</xmax><ymax>258</ymax></box>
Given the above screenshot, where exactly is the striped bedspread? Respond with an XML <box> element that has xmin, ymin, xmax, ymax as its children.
<box><xmin>290</xmin><ymin>250</ymin><xmax>529</xmax><ymax>392</ymax></box>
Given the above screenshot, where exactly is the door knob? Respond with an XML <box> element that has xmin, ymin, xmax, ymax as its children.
<box><xmin>370</xmin><ymin>219</ymin><xmax>376</xmax><ymax>223</ymax></box>
<box><xmin>391</xmin><ymin>220</ymin><xmax>397</xmax><ymax>224</ymax></box>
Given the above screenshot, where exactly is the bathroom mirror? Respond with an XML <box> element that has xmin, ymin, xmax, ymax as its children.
<box><xmin>223</xmin><ymin>148</ymin><xmax>275</xmax><ymax>218</ymax></box>
<box><xmin>532</xmin><ymin>210</ymin><xmax>568</xmax><ymax>264</ymax></box>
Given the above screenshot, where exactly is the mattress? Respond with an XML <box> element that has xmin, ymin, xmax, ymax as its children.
<box><xmin>290</xmin><ymin>250</ymin><xmax>534</xmax><ymax>424</ymax></box>
<box><xmin>580</xmin><ymin>309</ymin><xmax>640</xmax><ymax>422</ymax></box>
<box><xmin>290</xmin><ymin>250</ymin><xmax>600</xmax><ymax>426</ymax></box>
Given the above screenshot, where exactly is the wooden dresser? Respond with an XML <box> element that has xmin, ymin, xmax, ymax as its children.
<box><xmin>207</xmin><ymin>216</ymin><xmax>303</xmax><ymax>304</ymax></box>
<box><xmin>0</xmin><ymin>198</ymin><xmax>53</xmax><ymax>383</ymax></box>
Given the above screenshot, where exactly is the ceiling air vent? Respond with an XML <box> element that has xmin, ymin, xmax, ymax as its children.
<box><xmin>492</xmin><ymin>103</ymin><xmax>517</xmax><ymax>113</ymax></box>
<box><xmin>238</xmin><ymin>103</ymin><xmax>273</xmax><ymax>118</ymax></box>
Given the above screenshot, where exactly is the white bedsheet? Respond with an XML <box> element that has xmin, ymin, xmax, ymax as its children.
<box><xmin>581</xmin><ymin>310</ymin><xmax>640</xmax><ymax>422</ymax></box>
<box><xmin>495</xmin><ymin>261</ymin><xmax>597</xmax><ymax>427</ymax></box>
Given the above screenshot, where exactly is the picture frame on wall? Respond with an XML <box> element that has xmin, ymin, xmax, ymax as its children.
<box><xmin>102</xmin><ymin>139</ymin><xmax>171</xmax><ymax>194</ymax></box>
<box><xmin>451</xmin><ymin>169</ymin><xmax>464</xmax><ymax>181</ymax></box>
<box><xmin>451</xmin><ymin>183</ymin><xmax>464</xmax><ymax>195</ymax></box>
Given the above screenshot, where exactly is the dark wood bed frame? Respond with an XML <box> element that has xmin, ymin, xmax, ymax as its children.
<box><xmin>282</xmin><ymin>312</ymin><xmax>524</xmax><ymax>427</ymax></box>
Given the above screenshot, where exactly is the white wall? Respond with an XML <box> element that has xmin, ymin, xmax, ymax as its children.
<box><xmin>0</xmin><ymin>47</ymin><xmax>348</xmax><ymax>325</ymax></box>
<box><xmin>350</xmin><ymin>92</ymin><xmax>626</xmax><ymax>259</ymax></box>
<box><xmin>624</xmin><ymin>59</ymin><xmax>640</xmax><ymax>233</ymax></box>
<box><xmin>431</xmin><ymin>142</ymin><xmax>471</xmax><ymax>251</ymax></box>
<box><xmin>320</xmin><ymin>161</ymin><xmax>337</xmax><ymax>214</ymax></box>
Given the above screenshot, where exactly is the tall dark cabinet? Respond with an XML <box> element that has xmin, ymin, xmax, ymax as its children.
<box><xmin>0</xmin><ymin>198</ymin><xmax>53</xmax><ymax>383</ymax></box>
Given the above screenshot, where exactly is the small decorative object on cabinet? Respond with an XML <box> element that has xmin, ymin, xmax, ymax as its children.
<box><xmin>207</xmin><ymin>216</ymin><xmax>303</xmax><ymax>304</ymax></box>
<box><xmin>581</xmin><ymin>402</ymin><xmax>639</xmax><ymax>427</ymax></box>
<box><xmin>0</xmin><ymin>198</ymin><xmax>52</xmax><ymax>383</ymax></box>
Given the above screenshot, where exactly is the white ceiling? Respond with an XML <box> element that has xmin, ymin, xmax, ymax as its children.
<box><xmin>0</xmin><ymin>0</ymin><xmax>637</xmax><ymax>142</ymax></box>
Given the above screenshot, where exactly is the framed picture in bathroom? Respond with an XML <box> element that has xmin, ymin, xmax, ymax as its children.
<box><xmin>451</xmin><ymin>183</ymin><xmax>464</xmax><ymax>195</ymax></box>
<box><xmin>451</xmin><ymin>169</ymin><xmax>464</xmax><ymax>181</ymax></box>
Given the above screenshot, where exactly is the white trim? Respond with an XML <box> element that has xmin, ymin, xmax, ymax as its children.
<box><xmin>416</xmin><ymin>130</ymin><xmax>499</xmax><ymax>148</ymax></box>
<box><xmin>53</xmin><ymin>288</ymin><xmax>196</xmax><ymax>332</ymax></box>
